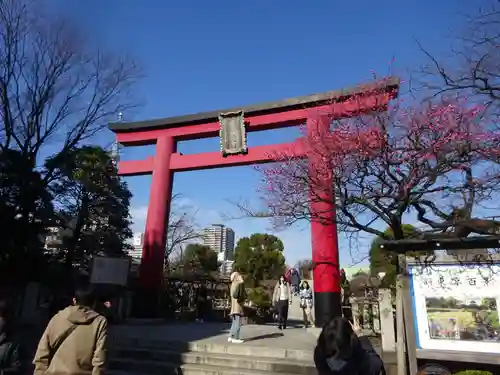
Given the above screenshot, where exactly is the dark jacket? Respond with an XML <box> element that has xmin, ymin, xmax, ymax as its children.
<box><xmin>290</xmin><ymin>270</ymin><xmax>301</xmax><ymax>287</ymax></box>
<box><xmin>0</xmin><ymin>317</ymin><xmax>6</xmax><ymax>344</ymax></box>
<box><xmin>0</xmin><ymin>317</ymin><xmax>20</xmax><ymax>374</ymax></box>
<box><xmin>197</xmin><ymin>285</ymin><xmax>208</xmax><ymax>303</ymax></box>
<box><xmin>314</xmin><ymin>335</ymin><xmax>384</xmax><ymax>375</ymax></box>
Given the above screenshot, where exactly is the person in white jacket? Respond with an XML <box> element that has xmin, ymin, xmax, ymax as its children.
<box><xmin>272</xmin><ymin>275</ymin><xmax>292</xmax><ymax>330</ymax></box>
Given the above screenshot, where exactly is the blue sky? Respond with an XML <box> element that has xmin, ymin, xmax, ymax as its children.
<box><xmin>58</xmin><ymin>0</ymin><xmax>477</xmax><ymax>267</ymax></box>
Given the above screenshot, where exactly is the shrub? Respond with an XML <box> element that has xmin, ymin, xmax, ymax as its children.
<box><xmin>247</xmin><ymin>286</ymin><xmax>272</xmax><ymax>309</ymax></box>
<box><xmin>245</xmin><ymin>286</ymin><xmax>274</xmax><ymax>324</ymax></box>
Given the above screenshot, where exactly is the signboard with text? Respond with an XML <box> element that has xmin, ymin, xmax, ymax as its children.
<box><xmin>90</xmin><ymin>257</ymin><xmax>131</xmax><ymax>286</ymax></box>
<box><xmin>410</xmin><ymin>263</ymin><xmax>500</xmax><ymax>354</ymax></box>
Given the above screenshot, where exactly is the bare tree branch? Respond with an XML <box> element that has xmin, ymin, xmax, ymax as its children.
<box><xmin>0</xmin><ymin>0</ymin><xmax>142</xmax><ymax>169</ymax></box>
<box><xmin>416</xmin><ymin>1</ymin><xmax>500</xmax><ymax>119</ymax></box>
<box><xmin>165</xmin><ymin>194</ymin><xmax>202</xmax><ymax>266</ymax></box>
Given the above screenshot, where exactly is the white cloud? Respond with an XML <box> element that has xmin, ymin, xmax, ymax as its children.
<box><xmin>130</xmin><ymin>205</ymin><xmax>148</xmax><ymax>233</ymax></box>
<box><xmin>130</xmin><ymin>196</ymin><xmax>204</xmax><ymax>234</ymax></box>
<box><xmin>173</xmin><ymin>196</ymin><xmax>197</xmax><ymax>209</ymax></box>
<box><xmin>199</xmin><ymin>208</ymin><xmax>224</xmax><ymax>225</ymax></box>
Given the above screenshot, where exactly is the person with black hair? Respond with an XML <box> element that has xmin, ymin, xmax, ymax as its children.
<box><xmin>196</xmin><ymin>281</ymin><xmax>208</xmax><ymax>323</ymax></box>
<box><xmin>33</xmin><ymin>286</ymin><xmax>108</xmax><ymax>375</ymax></box>
<box><xmin>272</xmin><ymin>275</ymin><xmax>292</xmax><ymax>330</ymax></box>
<box><xmin>290</xmin><ymin>269</ymin><xmax>301</xmax><ymax>296</ymax></box>
<box><xmin>314</xmin><ymin>317</ymin><xmax>385</xmax><ymax>375</ymax></box>
<box><xmin>0</xmin><ymin>299</ymin><xmax>20</xmax><ymax>374</ymax></box>
<box><xmin>94</xmin><ymin>289</ymin><xmax>115</xmax><ymax>324</ymax></box>
<box><xmin>299</xmin><ymin>281</ymin><xmax>314</xmax><ymax>328</ymax></box>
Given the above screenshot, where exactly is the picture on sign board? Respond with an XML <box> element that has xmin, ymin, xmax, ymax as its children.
<box><xmin>426</xmin><ymin>296</ymin><xmax>499</xmax><ymax>341</ymax></box>
<box><xmin>411</xmin><ymin>264</ymin><xmax>500</xmax><ymax>353</ymax></box>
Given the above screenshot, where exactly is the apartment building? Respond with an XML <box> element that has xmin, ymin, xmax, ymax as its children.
<box><xmin>202</xmin><ymin>224</ymin><xmax>235</xmax><ymax>262</ymax></box>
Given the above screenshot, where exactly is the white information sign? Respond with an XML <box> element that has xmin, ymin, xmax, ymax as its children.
<box><xmin>90</xmin><ymin>257</ymin><xmax>131</xmax><ymax>286</ymax></box>
<box><xmin>133</xmin><ymin>233</ymin><xmax>143</xmax><ymax>247</ymax></box>
<box><xmin>410</xmin><ymin>264</ymin><xmax>500</xmax><ymax>353</ymax></box>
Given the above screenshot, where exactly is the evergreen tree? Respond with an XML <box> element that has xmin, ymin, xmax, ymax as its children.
<box><xmin>180</xmin><ymin>244</ymin><xmax>219</xmax><ymax>278</ymax></box>
<box><xmin>46</xmin><ymin>146</ymin><xmax>133</xmax><ymax>269</ymax></box>
<box><xmin>233</xmin><ymin>233</ymin><xmax>286</xmax><ymax>287</ymax></box>
<box><xmin>0</xmin><ymin>149</ymin><xmax>53</xmax><ymax>283</ymax></box>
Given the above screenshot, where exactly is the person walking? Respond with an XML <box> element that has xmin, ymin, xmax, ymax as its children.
<box><xmin>196</xmin><ymin>282</ymin><xmax>208</xmax><ymax>323</ymax></box>
<box><xmin>99</xmin><ymin>300</ymin><xmax>115</xmax><ymax>325</ymax></box>
<box><xmin>299</xmin><ymin>281</ymin><xmax>314</xmax><ymax>328</ymax></box>
<box><xmin>290</xmin><ymin>269</ymin><xmax>301</xmax><ymax>296</ymax></box>
<box><xmin>273</xmin><ymin>275</ymin><xmax>292</xmax><ymax>330</ymax></box>
<box><xmin>33</xmin><ymin>286</ymin><xmax>108</xmax><ymax>375</ymax></box>
<box><xmin>228</xmin><ymin>272</ymin><xmax>246</xmax><ymax>344</ymax></box>
<box><xmin>0</xmin><ymin>299</ymin><xmax>20</xmax><ymax>374</ymax></box>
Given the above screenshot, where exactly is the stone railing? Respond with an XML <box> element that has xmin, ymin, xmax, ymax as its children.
<box><xmin>346</xmin><ymin>289</ymin><xmax>396</xmax><ymax>352</ymax></box>
<box><xmin>349</xmin><ymin>295</ymin><xmax>381</xmax><ymax>335</ymax></box>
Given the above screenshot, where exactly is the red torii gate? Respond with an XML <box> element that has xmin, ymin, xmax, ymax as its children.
<box><xmin>109</xmin><ymin>77</ymin><xmax>399</xmax><ymax>325</ymax></box>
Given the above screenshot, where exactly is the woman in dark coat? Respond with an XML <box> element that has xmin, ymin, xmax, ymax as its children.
<box><xmin>196</xmin><ymin>282</ymin><xmax>208</xmax><ymax>323</ymax></box>
<box><xmin>314</xmin><ymin>317</ymin><xmax>384</xmax><ymax>375</ymax></box>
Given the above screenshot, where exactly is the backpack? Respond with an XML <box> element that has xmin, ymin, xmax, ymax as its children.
<box><xmin>232</xmin><ymin>283</ymin><xmax>246</xmax><ymax>302</ymax></box>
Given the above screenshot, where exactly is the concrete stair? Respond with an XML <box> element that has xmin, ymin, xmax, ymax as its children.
<box><xmin>109</xmin><ymin>339</ymin><xmax>316</xmax><ymax>375</ymax></box>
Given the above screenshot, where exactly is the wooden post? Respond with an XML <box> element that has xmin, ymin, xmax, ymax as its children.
<box><xmin>378</xmin><ymin>288</ymin><xmax>396</xmax><ymax>352</ymax></box>
<box><xmin>372</xmin><ymin>295</ymin><xmax>381</xmax><ymax>334</ymax></box>
<box><xmin>400</xmin><ymin>256</ymin><xmax>418</xmax><ymax>375</ymax></box>
<box><xmin>362</xmin><ymin>302</ymin><xmax>369</xmax><ymax>330</ymax></box>
<box><xmin>395</xmin><ymin>274</ymin><xmax>407</xmax><ymax>375</ymax></box>
<box><xmin>349</xmin><ymin>297</ymin><xmax>361</xmax><ymax>329</ymax></box>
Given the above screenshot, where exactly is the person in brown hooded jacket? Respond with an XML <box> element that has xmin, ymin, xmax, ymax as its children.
<box><xmin>33</xmin><ymin>286</ymin><xmax>108</xmax><ymax>375</ymax></box>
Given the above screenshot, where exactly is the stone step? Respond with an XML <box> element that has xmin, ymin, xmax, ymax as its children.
<box><xmin>111</xmin><ymin>348</ymin><xmax>315</xmax><ymax>375</ymax></box>
<box><xmin>110</xmin><ymin>359</ymin><xmax>303</xmax><ymax>375</ymax></box>
<box><xmin>111</xmin><ymin>339</ymin><xmax>314</xmax><ymax>361</ymax></box>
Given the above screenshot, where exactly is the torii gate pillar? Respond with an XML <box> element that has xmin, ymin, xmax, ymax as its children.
<box><xmin>109</xmin><ymin>77</ymin><xmax>399</xmax><ymax>323</ymax></box>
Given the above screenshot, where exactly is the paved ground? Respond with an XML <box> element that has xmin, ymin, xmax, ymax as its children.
<box><xmin>287</xmin><ymin>299</ymin><xmax>307</xmax><ymax>322</ymax></box>
<box><xmin>18</xmin><ymin>319</ymin><xmax>385</xmax><ymax>374</ymax></box>
<box><xmin>110</xmin><ymin>321</ymin><xmax>319</xmax><ymax>351</ymax></box>
<box><xmin>19</xmin><ymin>320</ymin><xmax>395</xmax><ymax>375</ymax></box>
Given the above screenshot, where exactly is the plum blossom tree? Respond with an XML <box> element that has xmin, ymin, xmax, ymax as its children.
<box><xmin>252</xmin><ymin>92</ymin><xmax>500</xmax><ymax>244</ymax></box>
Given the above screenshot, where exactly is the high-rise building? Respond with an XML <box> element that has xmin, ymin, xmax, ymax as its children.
<box><xmin>202</xmin><ymin>224</ymin><xmax>235</xmax><ymax>262</ymax></box>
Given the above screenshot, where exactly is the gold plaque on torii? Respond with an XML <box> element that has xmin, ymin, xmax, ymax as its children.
<box><xmin>219</xmin><ymin>110</ymin><xmax>248</xmax><ymax>157</ymax></box>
